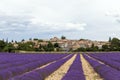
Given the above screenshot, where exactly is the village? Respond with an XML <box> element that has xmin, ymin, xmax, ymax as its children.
<box><xmin>12</xmin><ymin>36</ymin><xmax>110</xmax><ymax>52</ymax></box>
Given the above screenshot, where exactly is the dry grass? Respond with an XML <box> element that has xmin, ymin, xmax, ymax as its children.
<box><xmin>45</xmin><ymin>54</ymin><xmax>76</xmax><ymax>80</ymax></box>
<box><xmin>80</xmin><ymin>54</ymin><xmax>103</xmax><ymax>80</ymax></box>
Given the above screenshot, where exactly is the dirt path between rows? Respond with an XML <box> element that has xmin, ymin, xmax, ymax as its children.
<box><xmin>80</xmin><ymin>54</ymin><xmax>103</xmax><ymax>80</ymax></box>
<box><xmin>45</xmin><ymin>54</ymin><xmax>76</xmax><ymax>80</ymax></box>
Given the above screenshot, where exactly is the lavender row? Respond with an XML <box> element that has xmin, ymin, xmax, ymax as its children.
<box><xmin>0</xmin><ymin>53</ymin><xmax>68</xmax><ymax>64</ymax></box>
<box><xmin>9</xmin><ymin>54</ymin><xmax>74</xmax><ymax>80</ymax></box>
<box><xmin>62</xmin><ymin>54</ymin><xmax>85</xmax><ymax>80</ymax></box>
<box><xmin>0</xmin><ymin>54</ymin><xmax>69</xmax><ymax>80</ymax></box>
<box><xmin>89</xmin><ymin>52</ymin><xmax>120</xmax><ymax>62</ymax></box>
<box><xmin>88</xmin><ymin>53</ymin><xmax>120</xmax><ymax>70</ymax></box>
<box><xmin>83</xmin><ymin>54</ymin><xmax>120</xmax><ymax>80</ymax></box>
<box><xmin>0</xmin><ymin>53</ymin><xmax>68</xmax><ymax>70</ymax></box>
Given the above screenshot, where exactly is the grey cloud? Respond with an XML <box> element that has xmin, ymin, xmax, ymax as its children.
<box><xmin>116</xmin><ymin>19</ymin><xmax>120</xmax><ymax>23</ymax></box>
<box><xmin>0</xmin><ymin>15</ymin><xmax>32</xmax><ymax>33</ymax></box>
<box><xmin>0</xmin><ymin>0</ymin><xmax>120</xmax><ymax>41</ymax></box>
<box><xmin>0</xmin><ymin>14</ymin><xmax>87</xmax><ymax>35</ymax></box>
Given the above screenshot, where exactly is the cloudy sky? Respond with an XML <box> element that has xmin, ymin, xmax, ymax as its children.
<box><xmin>0</xmin><ymin>0</ymin><xmax>120</xmax><ymax>41</ymax></box>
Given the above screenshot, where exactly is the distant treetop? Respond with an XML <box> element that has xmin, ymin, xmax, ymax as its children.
<box><xmin>61</xmin><ymin>36</ymin><xmax>66</xmax><ymax>39</ymax></box>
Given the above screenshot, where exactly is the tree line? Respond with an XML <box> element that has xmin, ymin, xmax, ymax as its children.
<box><xmin>75</xmin><ymin>37</ymin><xmax>120</xmax><ymax>52</ymax></box>
<box><xmin>0</xmin><ymin>37</ymin><xmax>120</xmax><ymax>52</ymax></box>
<box><xmin>0</xmin><ymin>40</ymin><xmax>60</xmax><ymax>52</ymax></box>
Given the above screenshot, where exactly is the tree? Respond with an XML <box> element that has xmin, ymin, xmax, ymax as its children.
<box><xmin>93</xmin><ymin>46</ymin><xmax>99</xmax><ymax>51</ymax></box>
<box><xmin>86</xmin><ymin>47</ymin><xmax>92</xmax><ymax>51</ymax></box>
<box><xmin>61</xmin><ymin>36</ymin><xmax>66</xmax><ymax>39</ymax></box>
<box><xmin>0</xmin><ymin>40</ymin><xmax>6</xmax><ymax>51</ymax></box>
<box><xmin>38</xmin><ymin>44</ymin><xmax>44</xmax><ymax>51</ymax></box>
<box><xmin>109</xmin><ymin>37</ymin><xmax>112</xmax><ymax>42</ymax></box>
<box><xmin>21</xmin><ymin>39</ymin><xmax>25</xmax><ymax>42</ymax></box>
<box><xmin>102</xmin><ymin>45</ymin><xmax>109</xmax><ymax>51</ymax></box>
<box><xmin>110</xmin><ymin>37</ymin><xmax>120</xmax><ymax>51</ymax></box>
<box><xmin>76</xmin><ymin>47</ymin><xmax>86</xmax><ymax>52</ymax></box>
<box><xmin>54</xmin><ymin>43</ymin><xmax>59</xmax><ymax>48</ymax></box>
<box><xmin>11</xmin><ymin>40</ymin><xmax>14</xmax><ymax>43</ymax></box>
<box><xmin>89</xmin><ymin>43</ymin><xmax>99</xmax><ymax>51</ymax></box>
<box><xmin>17</xmin><ymin>42</ymin><xmax>35</xmax><ymax>51</ymax></box>
<box><xmin>46</xmin><ymin>42</ymin><xmax>54</xmax><ymax>51</ymax></box>
<box><xmin>42</xmin><ymin>42</ymin><xmax>54</xmax><ymax>51</ymax></box>
<box><xmin>38</xmin><ymin>39</ymin><xmax>43</xmax><ymax>42</ymax></box>
<box><xmin>91</xmin><ymin>43</ymin><xmax>94</xmax><ymax>48</ymax></box>
<box><xmin>29</xmin><ymin>38</ymin><xmax>32</xmax><ymax>41</ymax></box>
<box><xmin>53</xmin><ymin>43</ymin><xmax>60</xmax><ymax>51</ymax></box>
<box><xmin>33</xmin><ymin>38</ymin><xmax>38</xmax><ymax>41</ymax></box>
<box><xmin>79</xmin><ymin>39</ymin><xmax>85</xmax><ymax>41</ymax></box>
<box><xmin>3</xmin><ymin>43</ymin><xmax>15</xmax><ymax>52</ymax></box>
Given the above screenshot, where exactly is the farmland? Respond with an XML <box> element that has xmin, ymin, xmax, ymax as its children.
<box><xmin>0</xmin><ymin>52</ymin><xmax>120</xmax><ymax>80</ymax></box>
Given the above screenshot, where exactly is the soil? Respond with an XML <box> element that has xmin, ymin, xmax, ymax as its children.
<box><xmin>45</xmin><ymin>54</ymin><xmax>77</xmax><ymax>80</ymax></box>
<box><xmin>80</xmin><ymin>54</ymin><xmax>103</xmax><ymax>80</ymax></box>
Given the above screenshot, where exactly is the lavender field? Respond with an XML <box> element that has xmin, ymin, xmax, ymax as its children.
<box><xmin>0</xmin><ymin>52</ymin><xmax>120</xmax><ymax>80</ymax></box>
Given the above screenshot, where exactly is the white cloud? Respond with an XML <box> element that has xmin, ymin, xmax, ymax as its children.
<box><xmin>105</xmin><ymin>10</ymin><xmax>120</xmax><ymax>17</ymax></box>
<box><xmin>29</xmin><ymin>20</ymin><xmax>86</xmax><ymax>32</ymax></box>
<box><xmin>65</xmin><ymin>23</ymin><xmax>86</xmax><ymax>31</ymax></box>
<box><xmin>111</xmin><ymin>33</ymin><xmax>120</xmax><ymax>38</ymax></box>
<box><xmin>105</xmin><ymin>9</ymin><xmax>120</xmax><ymax>24</ymax></box>
<box><xmin>0</xmin><ymin>0</ymin><xmax>120</xmax><ymax>41</ymax></box>
<box><xmin>0</xmin><ymin>13</ymin><xmax>86</xmax><ymax>35</ymax></box>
